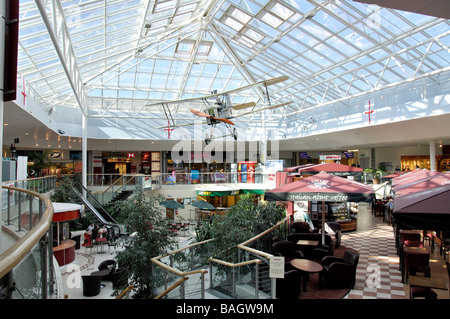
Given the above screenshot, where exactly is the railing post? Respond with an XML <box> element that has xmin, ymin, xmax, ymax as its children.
<box><xmin>48</xmin><ymin>222</ymin><xmax>55</xmax><ymax>296</ymax></box>
<box><xmin>271</xmin><ymin>278</ymin><xmax>276</xmax><ymax>299</ymax></box>
<box><xmin>232</xmin><ymin>267</ymin><xmax>236</xmax><ymax>299</ymax></box>
<box><xmin>41</xmin><ymin>233</ymin><xmax>48</xmax><ymax>299</ymax></box>
<box><xmin>180</xmin><ymin>280</ymin><xmax>185</xmax><ymax>299</ymax></box>
<box><xmin>17</xmin><ymin>192</ymin><xmax>22</xmax><ymax>232</ymax></box>
<box><xmin>29</xmin><ymin>194</ymin><xmax>33</xmax><ymax>230</ymax></box>
<box><xmin>7</xmin><ymin>190</ymin><xmax>11</xmax><ymax>225</ymax></box>
<box><xmin>201</xmin><ymin>272</ymin><xmax>205</xmax><ymax>299</ymax></box>
<box><xmin>255</xmin><ymin>262</ymin><xmax>259</xmax><ymax>299</ymax></box>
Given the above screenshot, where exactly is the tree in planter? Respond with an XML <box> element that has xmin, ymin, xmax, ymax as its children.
<box><xmin>204</xmin><ymin>194</ymin><xmax>286</xmax><ymax>262</ymax></box>
<box><xmin>107</xmin><ymin>189</ymin><xmax>174</xmax><ymax>298</ymax></box>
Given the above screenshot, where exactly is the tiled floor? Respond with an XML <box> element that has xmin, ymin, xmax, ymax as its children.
<box><xmin>342</xmin><ymin>203</ymin><xmax>449</xmax><ymax>299</ymax></box>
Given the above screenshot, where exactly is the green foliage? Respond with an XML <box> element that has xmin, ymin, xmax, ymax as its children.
<box><xmin>107</xmin><ymin>190</ymin><xmax>175</xmax><ymax>298</ymax></box>
<box><xmin>50</xmin><ymin>176</ymin><xmax>74</xmax><ymax>203</ymax></box>
<box><xmin>199</xmin><ymin>194</ymin><xmax>286</xmax><ymax>262</ymax></box>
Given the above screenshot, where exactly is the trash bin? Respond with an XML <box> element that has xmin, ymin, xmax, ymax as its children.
<box><xmin>72</xmin><ymin>235</ymin><xmax>81</xmax><ymax>250</ymax></box>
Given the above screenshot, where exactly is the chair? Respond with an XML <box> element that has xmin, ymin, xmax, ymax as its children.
<box><xmin>312</xmin><ymin>240</ymin><xmax>337</xmax><ymax>263</ymax></box>
<box><xmin>287</xmin><ymin>233</ymin><xmax>331</xmax><ymax>259</ymax></box>
<box><xmin>374</xmin><ymin>200</ymin><xmax>384</xmax><ymax>217</ymax></box>
<box><xmin>111</xmin><ymin>267</ymin><xmax>129</xmax><ymax>289</ymax></box>
<box><xmin>291</xmin><ymin>222</ymin><xmax>313</xmax><ymax>233</ymax></box>
<box><xmin>325</xmin><ymin>222</ymin><xmax>341</xmax><ymax>248</ymax></box>
<box><xmin>319</xmin><ymin>248</ymin><xmax>359</xmax><ymax>289</ymax></box>
<box><xmin>272</xmin><ymin>241</ymin><xmax>305</xmax><ymax>271</ymax></box>
<box><xmin>404</xmin><ymin>251</ymin><xmax>430</xmax><ymax>284</ymax></box>
<box><xmin>98</xmin><ymin>259</ymin><xmax>116</xmax><ymax>281</ymax></box>
<box><xmin>276</xmin><ymin>270</ymin><xmax>302</xmax><ymax>299</ymax></box>
<box><xmin>272</xmin><ymin>241</ymin><xmax>305</xmax><ymax>261</ymax></box>
<box><xmin>82</xmin><ymin>232</ymin><xmax>94</xmax><ymax>254</ymax></box>
<box><xmin>409</xmin><ymin>261</ymin><xmax>436</xmax><ymax>299</ymax></box>
<box><xmin>82</xmin><ymin>275</ymin><xmax>102</xmax><ymax>297</ymax></box>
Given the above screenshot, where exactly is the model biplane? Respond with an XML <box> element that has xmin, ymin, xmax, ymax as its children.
<box><xmin>152</xmin><ymin>75</ymin><xmax>290</xmax><ymax>144</ymax></box>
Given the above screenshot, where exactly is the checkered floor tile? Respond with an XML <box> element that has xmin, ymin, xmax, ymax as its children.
<box><xmin>342</xmin><ymin>205</ymin><xmax>406</xmax><ymax>299</ymax></box>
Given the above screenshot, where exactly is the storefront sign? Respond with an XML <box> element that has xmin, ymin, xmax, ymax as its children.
<box><xmin>319</xmin><ymin>155</ymin><xmax>341</xmax><ymax>160</ymax></box>
<box><xmin>197</xmin><ymin>190</ymin><xmax>240</xmax><ymax>196</ymax></box>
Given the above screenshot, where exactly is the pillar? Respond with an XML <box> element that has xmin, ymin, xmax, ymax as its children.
<box><xmin>429</xmin><ymin>140</ymin><xmax>436</xmax><ymax>171</ymax></box>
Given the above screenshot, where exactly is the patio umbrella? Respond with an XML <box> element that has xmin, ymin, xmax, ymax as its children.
<box><xmin>190</xmin><ymin>200</ymin><xmax>216</xmax><ymax>210</ymax></box>
<box><xmin>298</xmin><ymin>162</ymin><xmax>363</xmax><ymax>178</ymax></box>
<box><xmin>265</xmin><ymin>172</ymin><xmax>375</xmax><ymax>244</ymax></box>
<box><xmin>393</xmin><ymin>172</ymin><xmax>450</xmax><ymax>197</ymax></box>
<box><xmin>392</xmin><ymin>180</ymin><xmax>450</xmax><ymax>231</ymax></box>
<box><xmin>159</xmin><ymin>200</ymin><xmax>184</xmax><ymax>210</ymax></box>
<box><xmin>391</xmin><ymin>169</ymin><xmax>441</xmax><ymax>188</ymax></box>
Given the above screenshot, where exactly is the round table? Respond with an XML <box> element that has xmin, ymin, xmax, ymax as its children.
<box><xmin>91</xmin><ymin>269</ymin><xmax>110</xmax><ymax>287</ymax></box>
<box><xmin>290</xmin><ymin>259</ymin><xmax>323</xmax><ymax>292</ymax></box>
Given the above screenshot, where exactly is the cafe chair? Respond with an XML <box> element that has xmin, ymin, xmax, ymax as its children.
<box><xmin>276</xmin><ymin>270</ymin><xmax>302</xmax><ymax>299</ymax></box>
<box><xmin>272</xmin><ymin>241</ymin><xmax>305</xmax><ymax>261</ymax></box>
<box><xmin>404</xmin><ymin>251</ymin><xmax>430</xmax><ymax>284</ymax></box>
<box><xmin>291</xmin><ymin>222</ymin><xmax>313</xmax><ymax>233</ymax></box>
<box><xmin>98</xmin><ymin>259</ymin><xmax>117</xmax><ymax>281</ymax></box>
<box><xmin>325</xmin><ymin>222</ymin><xmax>342</xmax><ymax>248</ymax></box>
<box><xmin>82</xmin><ymin>232</ymin><xmax>94</xmax><ymax>254</ymax></box>
<box><xmin>82</xmin><ymin>275</ymin><xmax>102</xmax><ymax>297</ymax></box>
<box><xmin>319</xmin><ymin>248</ymin><xmax>359</xmax><ymax>289</ymax></box>
<box><xmin>409</xmin><ymin>265</ymin><xmax>437</xmax><ymax>299</ymax></box>
<box><xmin>312</xmin><ymin>240</ymin><xmax>337</xmax><ymax>263</ymax></box>
<box><xmin>272</xmin><ymin>241</ymin><xmax>305</xmax><ymax>271</ymax></box>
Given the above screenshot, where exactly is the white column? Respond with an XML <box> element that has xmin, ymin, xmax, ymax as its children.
<box><xmin>82</xmin><ymin>113</ymin><xmax>88</xmax><ymax>196</ymax></box>
<box><xmin>429</xmin><ymin>140</ymin><xmax>436</xmax><ymax>171</ymax></box>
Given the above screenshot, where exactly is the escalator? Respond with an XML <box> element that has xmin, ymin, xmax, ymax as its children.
<box><xmin>70</xmin><ymin>182</ymin><xmax>129</xmax><ymax>237</ymax></box>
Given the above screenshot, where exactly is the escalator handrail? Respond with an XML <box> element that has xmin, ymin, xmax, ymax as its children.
<box><xmin>73</xmin><ymin>180</ymin><xmax>116</xmax><ymax>222</ymax></box>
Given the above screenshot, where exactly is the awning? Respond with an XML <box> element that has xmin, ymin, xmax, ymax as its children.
<box><xmin>265</xmin><ymin>172</ymin><xmax>374</xmax><ymax>203</ymax></box>
<box><xmin>196</xmin><ymin>183</ymin><xmax>269</xmax><ymax>196</ymax></box>
<box><xmin>298</xmin><ymin>162</ymin><xmax>363</xmax><ymax>177</ymax></box>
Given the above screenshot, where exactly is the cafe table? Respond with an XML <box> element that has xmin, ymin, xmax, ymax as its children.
<box><xmin>290</xmin><ymin>259</ymin><xmax>323</xmax><ymax>292</ymax></box>
<box><xmin>409</xmin><ymin>275</ymin><xmax>448</xmax><ymax>298</ymax></box>
<box><xmin>96</xmin><ymin>237</ymin><xmax>107</xmax><ymax>253</ymax></box>
<box><xmin>297</xmin><ymin>240</ymin><xmax>319</xmax><ymax>246</ymax></box>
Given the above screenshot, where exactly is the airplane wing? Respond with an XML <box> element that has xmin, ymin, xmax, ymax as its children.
<box><xmin>143</xmin><ymin>76</ymin><xmax>288</xmax><ymax>108</ymax></box>
<box><xmin>231</xmin><ymin>102</ymin><xmax>256</xmax><ymax>110</ymax></box>
<box><xmin>153</xmin><ymin>101</ymin><xmax>292</xmax><ymax>128</ymax></box>
<box><xmin>230</xmin><ymin>101</ymin><xmax>293</xmax><ymax>118</ymax></box>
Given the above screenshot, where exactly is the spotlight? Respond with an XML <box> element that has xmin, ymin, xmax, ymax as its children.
<box><xmin>58</xmin><ymin>129</ymin><xmax>65</xmax><ymax>134</ymax></box>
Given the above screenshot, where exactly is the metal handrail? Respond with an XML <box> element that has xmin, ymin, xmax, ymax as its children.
<box><xmin>0</xmin><ymin>186</ymin><xmax>54</xmax><ymax>279</ymax></box>
<box><xmin>237</xmin><ymin>216</ymin><xmax>288</xmax><ymax>260</ymax></box>
<box><xmin>154</xmin><ymin>277</ymin><xmax>188</xmax><ymax>299</ymax></box>
<box><xmin>151</xmin><ymin>239</ymin><xmax>214</xmax><ymax>277</ymax></box>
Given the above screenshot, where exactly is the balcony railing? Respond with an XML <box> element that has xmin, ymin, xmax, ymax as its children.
<box><xmin>150</xmin><ymin>217</ymin><xmax>288</xmax><ymax>299</ymax></box>
<box><xmin>0</xmin><ymin>186</ymin><xmax>55</xmax><ymax>299</ymax></box>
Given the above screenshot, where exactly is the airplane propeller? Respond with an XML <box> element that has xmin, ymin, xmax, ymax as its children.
<box><xmin>189</xmin><ymin>108</ymin><xmax>235</xmax><ymax>125</ymax></box>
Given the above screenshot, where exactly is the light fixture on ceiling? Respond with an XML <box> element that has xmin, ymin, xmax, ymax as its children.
<box><xmin>58</xmin><ymin>129</ymin><xmax>65</xmax><ymax>134</ymax></box>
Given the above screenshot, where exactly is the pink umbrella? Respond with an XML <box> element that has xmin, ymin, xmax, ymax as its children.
<box><xmin>393</xmin><ymin>172</ymin><xmax>450</xmax><ymax>196</ymax></box>
<box><xmin>265</xmin><ymin>172</ymin><xmax>374</xmax><ymax>244</ymax></box>
<box><xmin>391</xmin><ymin>169</ymin><xmax>442</xmax><ymax>188</ymax></box>
<box><xmin>298</xmin><ymin>162</ymin><xmax>363</xmax><ymax>178</ymax></box>
<box><xmin>392</xmin><ymin>180</ymin><xmax>450</xmax><ymax>231</ymax></box>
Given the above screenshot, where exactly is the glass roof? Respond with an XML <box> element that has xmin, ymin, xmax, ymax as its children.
<box><xmin>16</xmin><ymin>0</ymin><xmax>450</xmax><ymax>136</ymax></box>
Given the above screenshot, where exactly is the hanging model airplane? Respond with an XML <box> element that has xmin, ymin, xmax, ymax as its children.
<box><xmin>153</xmin><ymin>75</ymin><xmax>291</xmax><ymax>144</ymax></box>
